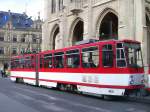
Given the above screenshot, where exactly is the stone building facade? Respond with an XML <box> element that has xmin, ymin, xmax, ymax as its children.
<box><xmin>0</xmin><ymin>11</ymin><xmax>42</xmax><ymax>68</ymax></box>
<box><xmin>42</xmin><ymin>0</ymin><xmax>150</xmax><ymax>69</ymax></box>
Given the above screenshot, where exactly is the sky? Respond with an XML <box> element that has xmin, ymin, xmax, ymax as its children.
<box><xmin>0</xmin><ymin>0</ymin><xmax>44</xmax><ymax>20</ymax></box>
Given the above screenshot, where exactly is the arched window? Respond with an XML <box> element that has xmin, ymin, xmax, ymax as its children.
<box><xmin>99</xmin><ymin>12</ymin><xmax>118</xmax><ymax>40</ymax></box>
<box><xmin>72</xmin><ymin>20</ymin><xmax>84</xmax><ymax>45</ymax></box>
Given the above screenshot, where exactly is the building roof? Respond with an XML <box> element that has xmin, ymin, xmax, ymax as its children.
<box><xmin>0</xmin><ymin>11</ymin><xmax>33</xmax><ymax>29</ymax></box>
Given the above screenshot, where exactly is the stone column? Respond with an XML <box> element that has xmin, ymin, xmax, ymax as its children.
<box><xmin>134</xmin><ymin>0</ymin><xmax>148</xmax><ymax>67</ymax></box>
<box><xmin>118</xmin><ymin>0</ymin><xmax>135</xmax><ymax>40</ymax></box>
<box><xmin>58</xmin><ymin>16</ymin><xmax>64</xmax><ymax>48</ymax></box>
<box><xmin>61</xmin><ymin>14</ymin><xmax>68</xmax><ymax>48</ymax></box>
<box><xmin>134</xmin><ymin>0</ymin><xmax>145</xmax><ymax>42</ymax></box>
<box><xmin>44</xmin><ymin>0</ymin><xmax>51</xmax><ymax>20</ymax></box>
<box><xmin>118</xmin><ymin>0</ymin><xmax>148</xmax><ymax>69</ymax></box>
<box><xmin>87</xmin><ymin>0</ymin><xmax>94</xmax><ymax>39</ymax></box>
<box><xmin>42</xmin><ymin>22</ymin><xmax>50</xmax><ymax>51</ymax></box>
<box><xmin>56</xmin><ymin>0</ymin><xmax>59</xmax><ymax>14</ymax></box>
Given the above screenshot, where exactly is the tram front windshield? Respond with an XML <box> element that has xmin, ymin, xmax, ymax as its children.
<box><xmin>124</xmin><ymin>43</ymin><xmax>143</xmax><ymax>68</ymax></box>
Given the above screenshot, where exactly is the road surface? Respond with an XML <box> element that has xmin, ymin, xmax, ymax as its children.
<box><xmin>0</xmin><ymin>77</ymin><xmax>149</xmax><ymax>112</ymax></box>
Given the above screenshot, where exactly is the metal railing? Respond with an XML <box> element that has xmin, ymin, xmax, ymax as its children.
<box><xmin>99</xmin><ymin>34</ymin><xmax>118</xmax><ymax>40</ymax></box>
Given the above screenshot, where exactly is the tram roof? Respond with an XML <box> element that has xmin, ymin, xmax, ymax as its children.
<box><xmin>10</xmin><ymin>39</ymin><xmax>141</xmax><ymax>58</ymax></box>
<box><xmin>11</xmin><ymin>53</ymin><xmax>36</xmax><ymax>59</ymax></box>
<box><xmin>41</xmin><ymin>39</ymin><xmax>141</xmax><ymax>54</ymax></box>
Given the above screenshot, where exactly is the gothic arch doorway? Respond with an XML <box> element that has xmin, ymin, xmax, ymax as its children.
<box><xmin>72</xmin><ymin>20</ymin><xmax>84</xmax><ymax>45</ymax></box>
<box><xmin>99</xmin><ymin>12</ymin><xmax>118</xmax><ymax>40</ymax></box>
<box><xmin>51</xmin><ymin>25</ymin><xmax>59</xmax><ymax>50</ymax></box>
<box><xmin>146</xmin><ymin>14</ymin><xmax>150</xmax><ymax>65</ymax></box>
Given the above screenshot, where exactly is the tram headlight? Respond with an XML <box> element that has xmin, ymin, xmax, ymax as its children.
<box><xmin>141</xmin><ymin>75</ymin><xmax>145</xmax><ymax>84</ymax></box>
<box><xmin>130</xmin><ymin>80</ymin><xmax>134</xmax><ymax>85</ymax></box>
<box><xmin>129</xmin><ymin>75</ymin><xmax>134</xmax><ymax>85</ymax></box>
<box><xmin>141</xmin><ymin>79</ymin><xmax>144</xmax><ymax>84</ymax></box>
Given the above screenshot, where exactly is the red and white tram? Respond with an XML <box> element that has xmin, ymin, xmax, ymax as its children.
<box><xmin>147</xmin><ymin>67</ymin><xmax>150</xmax><ymax>92</ymax></box>
<box><xmin>10</xmin><ymin>39</ymin><xmax>144</xmax><ymax>97</ymax></box>
<box><xmin>10</xmin><ymin>54</ymin><xmax>37</xmax><ymax>85</ymax></box>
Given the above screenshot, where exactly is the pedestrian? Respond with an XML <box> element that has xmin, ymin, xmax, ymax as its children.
<box><xmin>0</xmin><ymin>69</ymin><xmax>2</xmax><ymax>78</ymax></box>
<box><xmin>3</xmin><ymin>70</ymin><xmax>6</xmax><ymax>77</ymax></box>
<box><xmin>1</xmin><ymin>70</ymin><xmax>4</xmax><ymax>78</ymax></box>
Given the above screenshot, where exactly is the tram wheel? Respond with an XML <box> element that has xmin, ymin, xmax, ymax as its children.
<box><xmin>103</xmin><ymin>95</ymin><xmax>113</xmax><ymax>100</ymax></box>
<box><xmin>57</xmin><ymin>83</ymin><xmax>66</xmax><ymax>91</ymax></box>
<box><xmin>71</xmin><ymin>85</ymin><xmax>78</xmax><ymax>92</ymax></box>
<box><xmin>57</xmin><ymin>83</ymin><xmax>77</xmax><ymax>92</ymax></box>
<box><xmin>15</xmin><ymin>78</ymin><xmax>24</xmax><ymax>83</ymax></box>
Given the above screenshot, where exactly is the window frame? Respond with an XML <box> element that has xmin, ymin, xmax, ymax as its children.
<box><xmin>21</xmin><ymin>37</ymin><xmax>25</xmax><ymax>43</ymax></box>
<box><xmin>116</xmin><ymin>43</ymin><xmax>127</xmax><ymax>68</ymax></box>
<box><xmin>66</xmin><ymin>49</ymin><xmax>80</xmax><ymax>68</ymax></box>
<box><xmin>81</xmin><ymin>46</ymin><xmax>99</xmax><ymax>68</ymax></box>
<box><xmin>43</xmin><ymin>53</ymin><xmax>53</xmax><ymax>68</ymax></box>
<box><xmin>0</xmin><ymin>36</ymin><xmax>4</xmax><ymax>41</ymax></box>
<box><xmin>24</xmin><ymin>55</ymin><xmax>35</xmax><ymax>69</ymax></box>
<box><xmin>0</xmin><ymin>47</ymin><xmax>4</xmax><ymax>55</ymax></box>
<box><xmin>12</xmin><ymin>47</ymin><xmax>17</xmax><ymax>55</ymax></box>
<box><xmin>58</xmin><ymin>0</ymin><xmax>63</xmax><ymax>11</ymax></box>
<box><xmin>53</xmin><ymin>51</ymin><xmax>64</xmax><ymax>68</ymax></box>
<box><xmin>102</xmin><ymin>44</ymin><xmax>114</xmax><ymax>68</ymax></box>
<box><xmin>51</xmin><ymin>0</ymin><xmax>56</xmax><ymax>13</ymax></box>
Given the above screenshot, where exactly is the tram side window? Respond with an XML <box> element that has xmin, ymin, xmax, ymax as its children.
<box><xmin>40</xmin><ymin>55</ymin><xmax>43</xmax><ymax>68</ymax></box>
<box><xmin>24</xmin><ymin>56</ymin><xmax>35</xmax><ymax>69</ymax></box>
<box><xmin>24</xmin><ymin>57</ymin><xmax>33</xmax><ymax>68</ymax></box>
<box><xmin>19</xmin><ymin>58</ymin><xmax>25</xmax><ymax>69</ymax></box>
<box><xmin>66</xmin><ymin>49</ymin><xmax>80</xmax><ymax>68</ymax></box>
<box><xmin>116</xmin><ymin>43</ymin><xmax>126</xmax><ymax>67</ymax></box>
<box><xmin>31</xmin><ymin>56</ymin><xmax>35</xmax><ymax>68</ymax></box>
<box><xmin>135</xmin><ymin>48</ymin><xmax>143</xmax><ymax>67</ymax></box>
<box><xmin>54</xmin><ymin>52</ymin><xmax>64</xmax><ymax>68</ymax></box>
<box><xmin>13</xmin><ymin>59</ymin><xmax>19</xmax><ymax>68</ymax></box>
<box><xmin>15</xmin><ymin>59</ymin><xmax>19</xmax><ymax>68</ymax></box>
<box><xmin>11</xmin><ymin>59</ymin><xmax>16</xmax><ymax>69</ymax></box>
<box><xmin>102</xmin><ymin>44</ymin><xmax>113</xmax><ymax>67</ymax></box>
<box><xmin>126</xmin><ymin>47</ymin><xmax>142</xmax><ymax>67</ymax></box>
<box><xmin>44</xmin><ymin>53</ymin><xmax>53</xmax><ymax>68</ymax></box>
<box><xmin>10</xmin><ymin>60</ymin><xmax>14</xmax><ymax>69</ymax></box>
<box><xmin>82</xmin><ymin>46</ymin><xmax>99</xmax><ymax>68</ymax></box>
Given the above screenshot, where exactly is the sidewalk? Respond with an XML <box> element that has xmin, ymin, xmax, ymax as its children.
<box><xmin>131</xmin><ymin>95</ymin><xmax>150</xmax><ymax>103</ymax></box>
<box><xmin>144</xmin><ymin>96</ymin><xmax>150</xmax><ymax>100</ymax></box>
